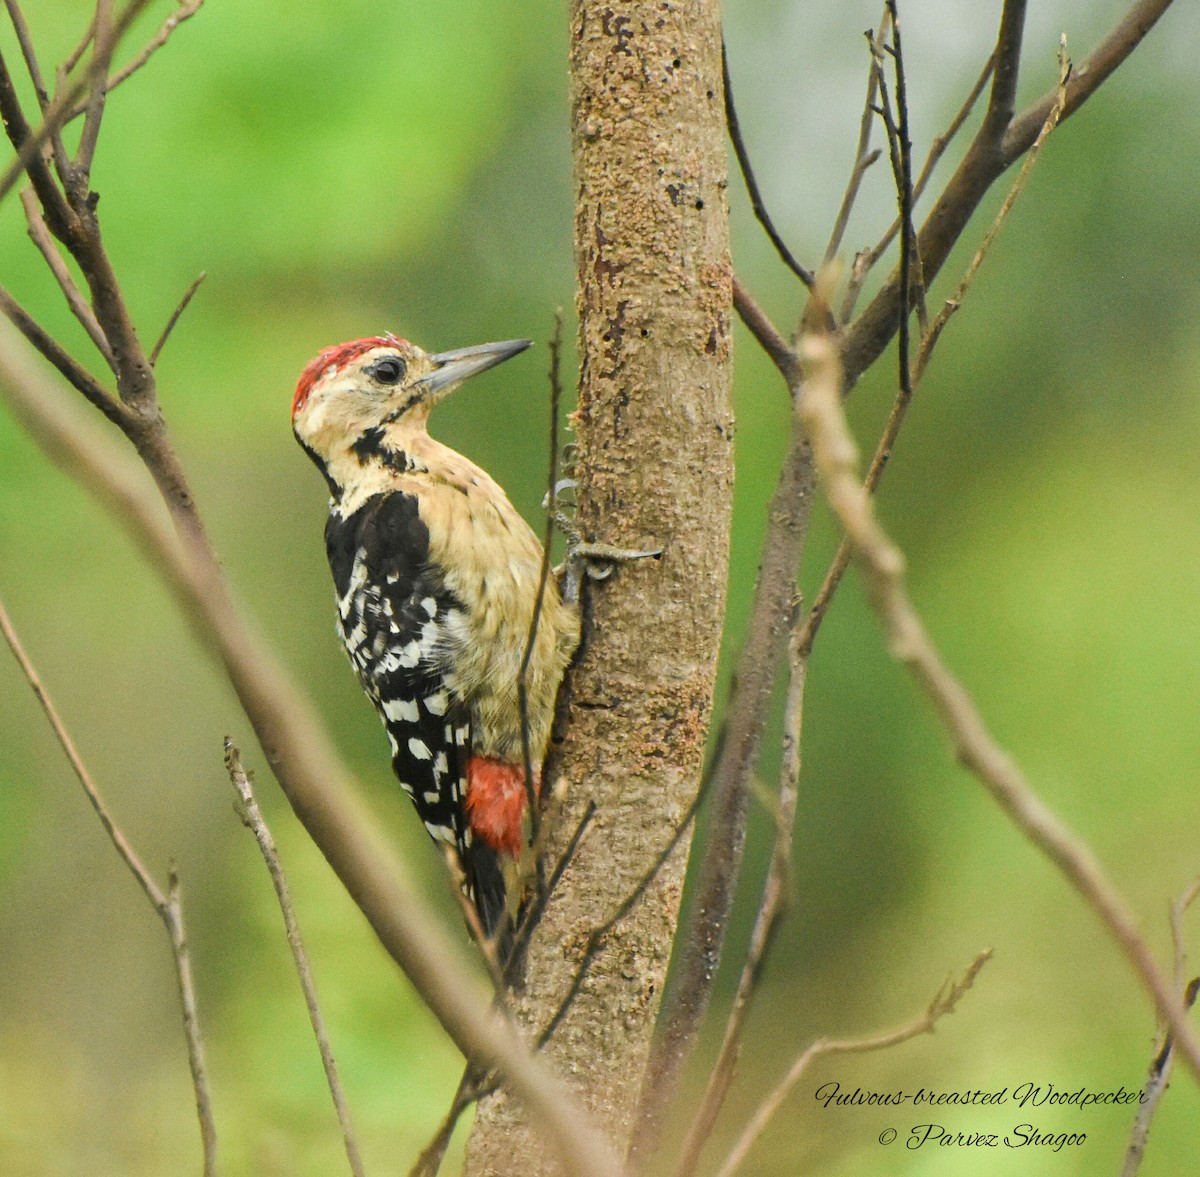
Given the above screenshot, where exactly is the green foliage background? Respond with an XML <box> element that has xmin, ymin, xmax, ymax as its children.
<box><xmin>1</xmin><ymin>2</ymin><xmax>1198</xmax><ymax>1174</ymax></box>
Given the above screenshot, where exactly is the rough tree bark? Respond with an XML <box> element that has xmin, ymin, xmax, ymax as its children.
<box><xmin>465</xmin><ymin>0</ymin><xmax>733</xmax><ymax>1171</ymax></box>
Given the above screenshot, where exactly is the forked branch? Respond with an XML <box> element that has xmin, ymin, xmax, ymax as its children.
<box><xmin>797</xmin><ymin>304</ymin><xmax>1200</xmax><ymax>1084</ymax></box>
<box><xmin>714</xmin><ymin>951</ymin><xmax>993</xmax><ymax>1177</ymax></box>
<box><xmin>0</xmin><ymin>594</ymin><xmax>218</xmax><ymax>1176</ymax></box>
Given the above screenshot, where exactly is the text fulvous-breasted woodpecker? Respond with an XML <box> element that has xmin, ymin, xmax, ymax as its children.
<box><xmin>292</xmin><ymin>334</ymin><xmax>578</xmax><ymax>935</ymax></box>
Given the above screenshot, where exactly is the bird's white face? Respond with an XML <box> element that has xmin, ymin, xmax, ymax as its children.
<box><xmin>291</xmin><ymin>335</ymin><xmax>429</xmax><ymax>464</ymax></box>
<box><xmin>292</xmin><ymin>334</ymin><xmax>531</xmax><ymax>465</ymax></box>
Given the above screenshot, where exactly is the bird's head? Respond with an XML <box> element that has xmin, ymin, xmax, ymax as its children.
<box><xmin>292</xmin><ymin>333</ymin><xmax>531</xmax><ymax>465</ymax></box>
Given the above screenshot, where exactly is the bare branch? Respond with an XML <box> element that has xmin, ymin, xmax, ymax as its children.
<box><xmin>519</xmin><ymin>309</ymin><xmax>565</xmax><ymax>854</ymax></box>
<box><xmin>506</xmin><ymin>800</ymin><xmax>596</xmax><ymax>986</ymax></box>
<box><xmin>714</xmin><ymin>951</ymin><xmax>992</xmax><ymax>1177</ymax></box>
<box><xmin>1122</xmin><ymin>979</ymin><xmax>1200</xmax><ymax>1177</ymax></box>
<box><xmin>840</xmin><ymin>47</ymin><xmax>993</xmax><ymax>323</ymax></box>
<box><xmin>1171</xmin><ymin>877</ymin><xmax>1200</xmax><ymax>989</ymax></box>
<box><xmin>63</xmin><ymin>11</ymin><xmax>99</xmax><ymax>75</ymax></box>
<box><xmin>226</xmin><ymin>740</ymin><xmax>366</xmax><ymax>1177</ymax></box>
<box><xmin>915</xmin><ymin>40</ymin><xmax>1070</xmax><ymax>384</ymax></box>
<box><xmin>1</xmin><ymin>594</ymin><xmax>161</xmax><ymax>907</ymax></box>
<box><xmin>0</xmin><ymin>594</ymin><xmax>218</xmax><ymax>1176</ymax></box>
<box><xmin>0</xmin><ymin>283</ymin><xmax>119</xmax><ymax>421</ymax></box>
<box><xmin>842</xmin><ymin>0</ymin><xmax>1177</xmax><ymax>388</ymax></box>
<box><xmin>0</xmin><ymin>48</ymin><xmax>80</xmax><ymax>235</ymax></box>
<box><xmin>731</xmin><ymin>275</ymin><xmax>799</xmax><ymax>384</ymax></box>
<box><xmin>869</xmin><ymin>13</ymin><xmax>923</xmax><ymax>379</ymax></box>
<box><xmin>986</xmin><ymin>0</ymin><xmax>1028</xmax><ymax>129</ymax></box>
<box><xmin>913</xmin><ymin>53</ymin><xmax>994</xmax><ymax>210</ymax></box>
<box><xmin>797</xmin><ymin>314</ymin><xmax>1200</xmax><ymax>1084</ymax></box>
<box><xmin>802</xmin><ymin>45</ymin><xmax>1069</xmax><ymax>659</ymax></box>
<box><xmin>671</xmin><ymin>623</ymin><xmax>808</xmax><ymax>1177</ymax></box>
<box><xmin>164</xmin><ymin>868</ymin><xmax>220</xmax><ymax>1177</ymax></box>
<box><xmin>150</xmin><ymin>270</ymin><xmax>206</xmax><ymax>366</ymax></box>
<box><xmin>19</xmin><ymin>187</ymin><xmax>115</xmax><ymax>368</ymax></box>
<box><xmin>631</xmin><ymin>274</ymin><xmax>818</xmax><ymax>1164</ymax></box>
<box><xmin>412</xmin><ymin>1068</ymin><xmax>493</xmax><ymax>1177</ymax></box>
<box><xmin>1005</xmin><ymin>0</ymin><xmax>1170</xmax><ymax>160</ymax></box>
<box><xmin>538</xmin><ymin>785</ymin><xmax>707</xmax><ymax>1052</ymax></box>
<box><xmin>0</xmin><ymin>0</ymin><xmax>159</xmax><ymax>210</ymax></box>
<box><xmin>21</xmin><ymin>11</ymin><xmax>77</xmax><ymax>190</ymax></box>
<box><xmin>883</xmin><ymin>2</ymin><xmax>926</xmax><ymax>336</ymax></box>
<box><xmin>4</xmin><ymin>0</ymin><xmax>50</xmax><ymax>108</ymax></box>
<box><xmin>823</xmin><ymin>10</ymin><xmax>889</xmax><ymax>268</ymax></box>
<box><xmin>722</xmin><ymin>40</ymin><xmax>814</xmax><ymax>289</ymax></box>
<box><xmin>90</xmin><ymin>0</ymin><xmax>206</xmax><ymax>110</ymax></box>
<box><xmin>444</xmin><ymin>844</ymin><xmax>508</xmax><ymax>994</ymax></box>
<box><xmin>0</xmin><ymin>319</ymin><xmax>623</xmax><ymax>1177</ymax></box>
<box><xmin>76</xmin><ymin>0</ymin><xmax>115</xmax><ymax>178</ymax></box>
<box><xmin>1121</xmin><ymin>880</ymin><xmax>1200</xmax><ymax>1177</ymax></box>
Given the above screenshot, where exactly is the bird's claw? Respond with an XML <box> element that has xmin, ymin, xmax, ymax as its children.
<box><xmin>542</xmin><ymin>478</ymin><xmax>578</xmax><ymax>512</ymax></box>
<box><xmin>558</xmin><ymin>535</ymin><xmax>663</xmax><ymax>604</ymax></box>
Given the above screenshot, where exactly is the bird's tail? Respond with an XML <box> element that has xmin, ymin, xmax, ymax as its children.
<box><xmin>466</xmin><ymin>839</ymin><xmax>513</xmax><ymax>958</ymax></box>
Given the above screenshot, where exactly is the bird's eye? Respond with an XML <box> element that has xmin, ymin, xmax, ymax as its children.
<box><xmin>369</xmin><ymin>356</ymin><xmax>406</xmax><ymax>385</ymax></box>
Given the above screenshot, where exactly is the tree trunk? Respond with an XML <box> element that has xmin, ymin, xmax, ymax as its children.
<box><xmin>465</xmin><ymin>0</ymin><xmax>733</xmax><ymax>1171</ymax></box>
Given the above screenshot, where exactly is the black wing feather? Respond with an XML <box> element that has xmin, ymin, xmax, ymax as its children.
<box><xmin>325</xmin><ymin>492</ymin><xmax>503</xmax><ymax>934</ymax></box>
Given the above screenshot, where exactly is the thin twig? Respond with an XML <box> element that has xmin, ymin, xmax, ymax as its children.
<box><xmin>797</xmin><ymin>308</ymin><xmax>1200</xmax><ymax>1084</ymax></box>
<box><xmin>912</xmin><ymin>53</ymin><xmax>995</xmax><ymax>214</ymax></box>
<box><xmin>4</xmin><ymin>0</ymin><xmax>50</xmax><ymax>108</ymax></box>
<box><xmin>1</xmin><ymin>595</ymin><xmax>159</xmax><ymax>910</ymax></box>
<box><xmin>824</xmin><ymin>9</ymin><xmax>888</xmax><ymax>268</ymax></box>
<box><xmin>506</xmin><ymin>800</ymin><xmax>597</xmax><ymax>986</ymax></box>
<box><xmin>843</xmin><ymin>51</ymin><xmax>995</xmax><ymax>321</ymax></box>
<box><xmin>796</xmin><ymin>367</ymin><xmax>912</xmax><ymax>658</ymax></box>
<box><xmin>869</xmin><ymin>15</ymin><xmax>925</xmax><ymax>353</ymax></box>
<box><xmin>537</xmin><ymin>786</ymin><xmax>707</xmax><ymax>1050</ymax></box>
<box><xmin>424</xmin><ymin>786</ymin><xmax>598</xmax><ymax>1170</ymax></box>
<box><xmin>418</xmin><ymin>807</ymin><xmax>599</xmax><ymax>1177</ymax></box>
<box><xmin>915</xmin><ymin>39</ymin><xmax>1071</xmax><ymax>384</ymax></box>
<box><xmin>714</xmin><ymin>951</ymin><xmax>992</xmax><ymax>1177</ymax></box>
<box><xmin>444</xmin><ymin>845</ymin><xmax>507</xmax><ymax>993</ymax></box>
<box><xmin>801</xmin><ymin>42</ymin><xmax>1070</xmax><ymax>658</ymax></box>
<box><xmin>722</xmin><ymin>39</ymin><xmax>814</xmax><ymax>289</ymax></box>
<box><xmin>164</xmin><ymin>868</ymin><xmax>219</xmax><ymax>1177</ymax></box>
<box><xmin>519</xmin><ymin>310</ymin><xmax>564</xmax><ymax>853</ymax></box>
<box><xmin>410</xmin><ymin>1067</ymin><xmax>494</xmax><ymax>1177</ymax></box>
<box><xmin>884</xmin><ymin>2</ymin><xmax>927</xmax><ymax>336</ymax></box>
<box><xmin>1121</xmin><ymin>879</ymin><xmax>1200</xmax><ymax>1177</ymax></box>
<box><xmin>73</xmin><ymin>0</ymin><xmax>206</xmax><ymax>118</ymax></box>
<box><xmin>731</xmin><ymin>275</ymin><xmax>799</xmax><ymax>383</ymax></box>
<box><xmin>630</xmin><ymin>281</ymin><xmax>811</xmax><ymax>1160</ymax></box>
<box><xmin>150</xmin><ymin>270</ymin><xmax>206</xmax><ymax>366</ymax></box>
<box><xmin>629</xmin><ymin>281</ymin><xmax>815</xmax><ymax>1161</ymax></box>
<box><xmin>0</xmin><ymin>63</ymin><xmax>83</xmax><ymax>211</ymax></box>
<box><xmin>1171</xmin><ymin>877</ymin><xmax>1200</xmax><ymax>989</ymax></box>
<box><xmin>671</xmin><ymin>617</ymin><xmax>808</xmax><ymax>1177</ymax></box>
<box><xmin>225</xmin><ymin>740</ymin><xmax>366</xmax><ymax>1177</ymax></box>
<box><xmin>19</xmin><ymin>187</ymin><xmax>115</xmax><ymax>369</ymax></box>
<box><xmin>76</xmin><ymin>0</ymin><xmax>115</xmax><ymax>177</ymax></box>
<box><xmin>987</xmin><ymin>0</ymin><xmax>1029</xmax><ymax>128</ymax></box>
<box><xmin>0</xmin><ymin>283</ymin><xmax>120</xmax><ymax>421</ymax></box>
<box><xmin>63</xmin><ymin>11</ymin><xmax>99</xmax><ymax>74</ymax></box>
<box><xmin>0</xmin><ymin>594</ymin><xmax>218</xmax><ymax>1176</ymax></box>
<box><xmin>0</xmin><ymin>0</ymin><xmax>158</xmax><ymax>208</ymax></box>
<box><xmin>0</xmin><ymin>44</ymin><xmax>77</xmax><ymax>228</ymax></box>
<box><xmin>842</xmin><ymin>0</ymin><xmax>1176</xmax><ymax>388</ymax></box>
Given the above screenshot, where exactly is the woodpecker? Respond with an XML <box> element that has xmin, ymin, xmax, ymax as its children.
<box><xmin>292</xmin><ymin>333</ymin><xmax>579</xmax><ymax>936</ymax></box>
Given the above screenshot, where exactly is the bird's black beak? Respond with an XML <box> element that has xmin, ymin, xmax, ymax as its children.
<box><xmin>416</xmin><ymin>338</ymin><xmax>532</xmax><ymax>398</ymax></box>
